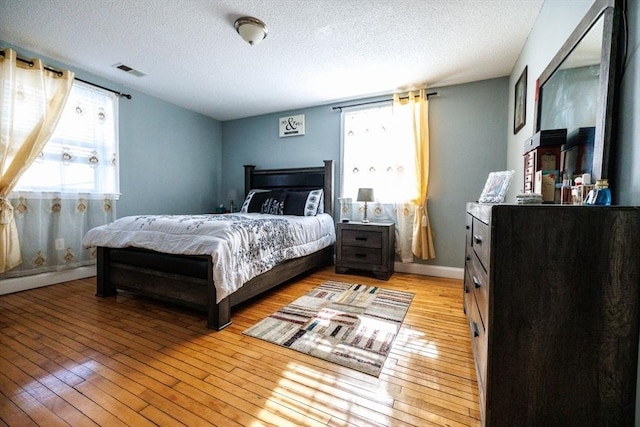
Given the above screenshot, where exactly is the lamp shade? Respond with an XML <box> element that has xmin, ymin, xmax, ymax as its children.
<box><xmin>234</xmin><ymin>17</ymin><xmax>268</xmax><ymax>45</ymax></box>
<box><xmin>357</xmin><ymin>188</ymin><xmax>375</xmax><ymax>202</ymax></box>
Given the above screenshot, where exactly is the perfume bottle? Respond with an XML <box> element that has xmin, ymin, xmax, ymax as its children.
<box><xmin>585</xmin><ymin>179</ymin><xmax>611</xmax><ymax>205</ymax></box>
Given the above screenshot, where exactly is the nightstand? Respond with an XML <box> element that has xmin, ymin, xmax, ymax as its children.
<box><xmin>335</xmin><ymin>222</ymin><xmax>395</xmax><ymax>280</ymax></box>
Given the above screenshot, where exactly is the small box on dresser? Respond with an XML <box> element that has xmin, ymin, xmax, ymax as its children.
<box><xmin>335</xmin><ymin>222</ymin><xmax>394</xmax><ymax>280</ymax></box>
<box><xmin>464</xmin><ymin>202</ymin><xmax>640</xmax><ymax>426</ymax></box>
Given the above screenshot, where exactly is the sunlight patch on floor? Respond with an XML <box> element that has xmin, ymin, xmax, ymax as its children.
<box><xmin>395</xmin><ymin>327</ymin><xmax>439</xmax><ymax>359</ymax></box>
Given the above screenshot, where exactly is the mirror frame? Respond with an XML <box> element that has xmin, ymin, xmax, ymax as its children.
<box><xmin>534</xmin><ymin>0</ymin><xmax>622</xmax><ymax>181</ymax></box>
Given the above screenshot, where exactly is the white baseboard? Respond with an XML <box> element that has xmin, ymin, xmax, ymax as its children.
<box><xmin>394</xmin><ymin>262</ymin><xmax>464</xmax><ymax>279</ymax></box>
<box><xmin>0</xmin><ymin>266</ymin><xmax>97</xmax><ymax>295</ymax></box>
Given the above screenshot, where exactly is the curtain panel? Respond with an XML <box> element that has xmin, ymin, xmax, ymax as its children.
<box><xmin>0</xmin><ymin>48</ymin><xmax>74</xmax><ymax>273</ymax></box>
<box><xmin>392</xmin><ymin>89</ymin><xmax>436</xmax><ymax>260</ymax></box>
<box><xmin>0</xmin><ymin>193</ymin><xmax>116</xmax><ymax>279</ymax></box>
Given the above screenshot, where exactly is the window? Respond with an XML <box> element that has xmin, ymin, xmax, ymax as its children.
<box><xmin>342</xmin><ymin>105</ymin><xmax>418</xmax><ymax>203</ymax></box>
<box><xmin>13</xmin><ymin>81</ymin><xmax>119</xmax><ymax>197</ymax></box>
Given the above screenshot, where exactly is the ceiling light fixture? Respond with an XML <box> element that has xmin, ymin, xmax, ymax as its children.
<box><xmin>234</xmin><ymin>16</ymin><xmax>268</xmax><ymax>46</ymax></box>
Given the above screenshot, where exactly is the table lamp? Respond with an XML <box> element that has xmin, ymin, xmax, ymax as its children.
<box><xmin>357</xmin><ymin>188</ymin><xmax>374</xmax><ymax>223</ymax></box>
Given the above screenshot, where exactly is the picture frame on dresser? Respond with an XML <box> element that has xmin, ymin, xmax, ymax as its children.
<box><xmin>478</xmin><ymin>170</ymin><xmax>514</xmax><ymax>203</ymax></box>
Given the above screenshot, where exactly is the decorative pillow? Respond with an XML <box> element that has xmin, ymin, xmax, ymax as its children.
<box><xmin>316</xmin><ymin>191</ymin><xmax>324</xmax><ymax>214</ymax></box>
<box><xmin>261</xmin><ymin>196</ymin><xmax>285</xmax><ymax>215</ymax></box>
<box><xmin>240</xmin><ymin>189</ymin><xmax>269</xmax><ymax>213</ymax></box>
<box><xmin>283</xmin><ymin>189</ymin><xmax>324</xmax><ymax>216</ymax></box>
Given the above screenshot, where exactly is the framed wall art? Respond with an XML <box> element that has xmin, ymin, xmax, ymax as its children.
<box><xmin>279</xmin><ymin>114</ymin><xmax>305</xmax><ymax>137</ymax></box>
<box><xmin>513</xmin><ymin>66</ymin><xmax>527</xmax><ymax>134</ymax></box>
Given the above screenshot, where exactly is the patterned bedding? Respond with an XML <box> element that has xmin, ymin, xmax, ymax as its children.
<box><xmin>82</xmin><ymin>213</ymin><xmax>336</xmax><ymax>303</ymax></box>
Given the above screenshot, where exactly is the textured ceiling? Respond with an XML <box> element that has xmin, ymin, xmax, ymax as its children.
<box><xmin>0</xmin><ymin>0</ymin><xmax>544</xmax><ymax>121</ymax></box>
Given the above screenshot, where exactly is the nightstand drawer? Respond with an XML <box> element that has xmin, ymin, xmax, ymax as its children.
<box><xmin>340</xmin><ymin>246</ymin><xmax>382</xmax><ymax>265</ymax></box>
<box><xmin>341</xmin><ymin>230</ymin><xmax>382</xmax><ymax>248</ymax></box>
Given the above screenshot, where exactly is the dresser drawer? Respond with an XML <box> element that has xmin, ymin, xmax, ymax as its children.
<box><xmin>340</xmin><ymin>245</ymin><xmax>382</xmax><ymax>265</ymax></box>
<box><xmin>465</xmin><ymin>212</ymin><xmax>473</xmax><ymax>249</ymax></box>
<box><xmin>463</xmin><ymin>267</ymin><xmax>474</xmax><ymax>316</ymax></box>
<box><xmin>469</xmin><ymin>252</ymin><xmax>489</xmax><ymax>327</ymax></box>
<box><xmin>341</xmin><ymin>229</ymin><xmax>382</xmax><ymax>248</ymax></box>
<box><xmin>471</xmin><ymin>217</ymin><xmax>490</xmax><ymax>270</ymax></box>
<box><xmin>468</xmin><ymin>293</ymin><xmax>488</xmax><ymax>392</ymax></box>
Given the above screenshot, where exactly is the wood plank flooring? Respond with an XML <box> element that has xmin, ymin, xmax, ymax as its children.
<box><xmin>0</xmin><ymin>267</ymin><xmax>480</xmax><ymax>426</ymax></box>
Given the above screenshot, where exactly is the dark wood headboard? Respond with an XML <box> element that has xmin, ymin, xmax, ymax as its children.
<box><xmin>243</xmin><ymin>160</ymin><xmax>334</xmax><ymax>217</ymax></box>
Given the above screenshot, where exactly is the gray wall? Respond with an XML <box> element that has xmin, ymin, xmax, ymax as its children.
<box><xmin>118</xmin><ymin>92</ymin><xmax>221</xmax><ymax>216</ymax></box>
<box><xmin>222</xmin><ymin>77</ymin><xmax>509</xmax><ymax>268</ymax></box>
<box><xmin>221</xmin><ymin>103</ymin><xmax>340</xmax><ymax>213</ymax></box>
<box><xmin>0</xmin><ymin>40</ymin><xmax>223</xmax><ymax>217</ymax></box>
<box><xmin>428</xmin><ymin>78</ymin><xmax>509</xmax><ymax>267</ymax></box>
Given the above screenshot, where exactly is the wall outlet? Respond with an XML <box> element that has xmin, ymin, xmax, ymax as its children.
<box><xmin>55</xmin><ymin>238</ymin><xmax>65</xmax><ymax>250</ymax></box>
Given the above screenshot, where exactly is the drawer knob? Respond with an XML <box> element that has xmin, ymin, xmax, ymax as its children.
<box><xmin>465</xmin><ymin>225</ymin><xmax>470</xmax><ymax>230</ymax></box>
<box><xmin>464</xmin><ymin>285</ymin><xmax>469</xmax><ymax>294</ymax></box>
<box><xmin>473</xmin><ymin>235</ymin><xmax>483</xmax><ymax>244</ymax></box>
<box><xmin>466</xmin><ymin>256</ymin><xmax>471</xmax><ymax>262</ymax></box>
<box><xmin>472</xmin><ymin>322</ymin><xmax>480</xmax><ymax>338</ymax></box>
<box><xmin>473</xmin><ymin>276</ymin><xmax>481</xmax><ymax>288</ymax></box>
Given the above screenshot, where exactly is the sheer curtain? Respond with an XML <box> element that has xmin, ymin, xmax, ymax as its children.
<box><xmin>0</xmin><ymin>48</ymin><xmax>74</xmax><ymax>273</ymax></box>
<box><xmin>341</xmin><ymin>89</ymin><xmax>435</xmax><ymax>262</ymax></box>
<box><xmin>1</xmin><ymin>80</ymin><xmax>119</xmax><ymax>279</ymax></box>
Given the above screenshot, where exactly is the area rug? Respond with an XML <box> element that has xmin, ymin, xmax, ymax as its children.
<box><xmin>243</xmin><ymin>280</ymin><xmax>413</xmax><ymax>376</ymax></box>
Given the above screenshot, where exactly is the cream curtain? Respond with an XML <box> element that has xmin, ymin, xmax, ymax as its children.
<box><xmin>0</xmin><ymin>48</ymin><xmax>74</xmax><ymax>273</ymax></box>
<box><xmin>393</xmin><ymin>89</ymin><xmax>436</xmax><ymax>259</ymax></box>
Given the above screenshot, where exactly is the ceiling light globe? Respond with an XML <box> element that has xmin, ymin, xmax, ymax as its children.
<box><xmin>234</xmin><ymin>17</ymin><xmax>268</xmax><ymax>46</ymax></box>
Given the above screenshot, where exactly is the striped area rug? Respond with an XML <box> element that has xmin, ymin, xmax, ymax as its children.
<box><xmin>243</xmin><ymin>281</ymin><xmax>413</xmax><ymax>376</ymax></box>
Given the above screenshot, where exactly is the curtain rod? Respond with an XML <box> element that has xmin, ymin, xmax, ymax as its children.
<box><xmin>0</xmin><ymin>51</ymin><xmax>132</xmax><ymax>99</ymax></box>
<box><xmin>332</xmin><ymin>91</ymin><xmax>438</xmax><ymax>111</ymax></box>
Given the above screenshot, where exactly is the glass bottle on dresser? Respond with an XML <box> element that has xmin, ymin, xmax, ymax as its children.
<box><xmin>585</xmin><ymin>179</ymin><xmax>611</xmax><ymax>205</ymax></box>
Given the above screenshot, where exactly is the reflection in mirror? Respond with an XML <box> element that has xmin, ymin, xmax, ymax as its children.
<box><xmin>534</xmin><ymin>0</ymin><xmax>620</xmax><ymax>187</ymax></box>
<box><xmin>539</xmin><ymin>17</ymin><xmax>603</xmax><ymax>133</ymax></box>
<box><xmin>538</xmin><ymin>16</ymin><xmax>604</xmax><ymax>179</ymax></box>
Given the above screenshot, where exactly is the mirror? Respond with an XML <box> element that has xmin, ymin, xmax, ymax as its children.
<box><xmin>535</xmin><ymin>0</ymin><xmax>621</xmax><ymax>182</ymax></box>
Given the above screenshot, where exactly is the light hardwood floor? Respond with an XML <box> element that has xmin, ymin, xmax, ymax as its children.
<box><xmin>0</xmin><ymin>267</ymin><xmax>481</xmax><ymax>426</ymax></box>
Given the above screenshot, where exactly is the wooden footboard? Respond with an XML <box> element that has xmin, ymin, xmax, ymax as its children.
<box><xmin>96</xmin><ymin>245</ymin><xmax>333</xmax><ymax>330</ymax></box>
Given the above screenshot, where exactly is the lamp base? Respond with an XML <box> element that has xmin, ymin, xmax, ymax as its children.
<box><xmin>361</xmin><ymin>202</ymin><xmax>370</xmax><ymax>223</ymax></box>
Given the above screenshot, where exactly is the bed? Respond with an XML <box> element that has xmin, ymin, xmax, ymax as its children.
<box><xmin>85</xmin><ymin>160</ymin><xmax>335</xmax><ymax>330</ymax></box>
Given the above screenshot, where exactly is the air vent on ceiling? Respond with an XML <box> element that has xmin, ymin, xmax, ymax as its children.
<box><xmin>112</xmin><ymin>63</ymin><xmax>146</xmax><ymax>77</ymax></box>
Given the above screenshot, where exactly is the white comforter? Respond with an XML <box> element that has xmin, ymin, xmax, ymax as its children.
<box><xmin>82</xmin><ymin>213</ymin><xmax>336</xmax><ymax>303</ymax></box>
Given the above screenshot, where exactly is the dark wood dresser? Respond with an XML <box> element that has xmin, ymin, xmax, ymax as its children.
<box><xmin>464</xmin><ymin>202</ymin><xmax>640</xmax><ymax>426</ymax></box>
<box><xmin>335</xmin><ymin>222</ymin><xmax>394</xmax><ymax>280</ymax></box>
